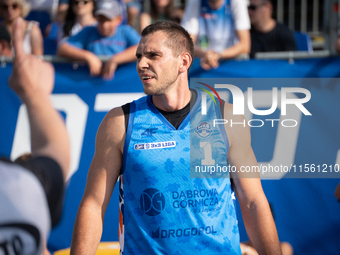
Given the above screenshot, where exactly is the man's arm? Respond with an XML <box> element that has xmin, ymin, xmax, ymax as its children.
<box><xmin>222</xmin><ymin>0</ymin><xmax>251</xmax><ymax>59</ymax></box>
<box><xmin>57</xmin><ymin>42</ymin><xmax>103</xmax><ymax>76</ymax></box>
<box><xmin>101</xmin><ymin>44</ymin><xmax>138</xmax><ymax>80</ymax></box>
<box><xmin>70</xmin><ymin>107</ymin><xmax>125</xmax><ymax>254</ymax></box>
<box><xmin>9</xmin><ymin>17</ymin><xmax>70</xmax><ymax>179</ymax></box>
<box><xmin>219</xmin><ymin>29</ymin><xmax>250</xmax><ymax>59</ymax></box>
<box><xmin>194</xmin><ymin>29</ymin><xmax>250</xmax><ymax>70</ymax></box>
<box><xmin>224</xmin><ymin>104</ymin><xmax>282</xmax><ymax>255</ymax></box>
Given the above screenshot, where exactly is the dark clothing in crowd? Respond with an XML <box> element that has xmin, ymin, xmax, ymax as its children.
<box><xmin>250</xmin><ymin>22</ymin><xmax>296</xmax><ymax>58</ymax></box>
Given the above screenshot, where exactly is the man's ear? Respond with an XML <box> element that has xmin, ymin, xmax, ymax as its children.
<box><xmin>114</xmin><ymin>15</ymin><xmax>123</xmax><ymax>26</ymax></box>
<box><xmin>179</xmin><ymin>52</ymin><xmax>192</xmax><ymax>73</ymax></box>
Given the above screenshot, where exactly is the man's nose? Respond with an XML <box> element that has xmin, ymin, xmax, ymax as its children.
<box><xmin>137</xmin><ymin>56</ymin><xmax>148</xmax><ymax>69</ymax></box>
<box><xmin>102</xmin><ymin>21</ymin><xmax>110</xmax><ymax>30</ymax></box>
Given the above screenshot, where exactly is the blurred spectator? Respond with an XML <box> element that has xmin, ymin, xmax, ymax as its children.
<box><xmin>0</xmin><ymin>23</ymin><xmax>12</xmax><ymax>55</ymax></box>
<box><xmin>181</xmin><ymin>0</ymin><xmax>250</xmax><ymax>70</ymax></box>
<box><xmin>25</xmin><ymin>0</ymin><xmax>58</xmax><ymax>12</ymax></box>
<box><xmin>335</xmin><ymin>183</ymin><xmax>340</xmax><ymax>201</ymax></box>
<box><xmin>248</xmin><ymin>0</ymin><xmax>296</xmax><ymax>58</ymax></box>
<box><xmin>57</xmin><ymin>0</ymin><xmax>140</xmax><ymax>80</ymax></box>
<box><xmin>56</xmin><ymin>0</ymin><xmax>132</xmax><ymax>25</ymax></box>
<box><xmin>1</xmin><ymin>17</ymin><xmax>69</xmax><ymax>255</ymax></box>
<box><xmin>0</xmin><ymin>0</ymin><xmax>43</xmax><ymax>55</ymax></box>
<box><xmin>57</xmin><ymin>0</ymin><xmax>97</xmax><ymax>42</ymax></box>
<box><xmin>124</xmin><ymin>0</ymin><xmax>141</xmax><ymax>29</ymax></box>
<box><xmin>169</xmin><ymin>6</ymin><xmax>184</xmax><ymax>24</ymax></box>
<box><xmin>44</xmin><ymin>7</ymin><xmax>66</xmax><ymax>39</ymax></box>
<box><xmin>58</xmin><ymin>0</ymin><xmax>69</xmax><ymax>13</ymax></box>
<box><xmin>140</xmin><ymin>0</ymin><xmax>173</xmax><ymax>32</ymax></box>
<box><xmin>336</xmin><ymin>37</ymin><xmax>340</xmax><ymax>54</ymax></box>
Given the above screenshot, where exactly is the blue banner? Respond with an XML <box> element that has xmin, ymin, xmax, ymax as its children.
<box><xmin>1</xmin><ymin>58</ymin><xmax>340</xmax><ymax>254</ymax></box>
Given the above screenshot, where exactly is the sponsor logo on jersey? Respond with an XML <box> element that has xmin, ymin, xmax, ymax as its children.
<box><xmin>140</xmin><ymin>188</ymin><xmax>166</xmax><ymax>216</ymax></box>
<box><xmin>141</xmin><ymin>128</ymin><xmax>158</xmax><ymax>137</ymax></box>
<box><xmin>195</xmin><ymin>122</ymin><xmax>213</xmax><ymax>138</ymax></box>
<box><xmin>134</xmin><ymin>144</ymin><xmax>145</xmax><ymax>150</ymax></box>
<box><xmin>172</xmin><ymin>188</ymin><xmax>221</xmax><ymax>213</ymax></box>
<box><xmin>200</xmin><ymin>13</ymin><xmax>217</xmax><ymax>19</ymax></box>
<box><xmin>151</xmin><ymin>225</ymin><xmax>217</xmax><ymax>239</ymax></box>
<box><xmin>134</xmin><ymin>141</ymin><xmax>176</xmax><ymax>150</ymax></box>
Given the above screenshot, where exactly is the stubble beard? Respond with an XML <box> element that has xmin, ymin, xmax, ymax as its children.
<box><xmin>143</xmin><ymin>62</ymin><xmax>179</xmax><ymax>96</ymax></box>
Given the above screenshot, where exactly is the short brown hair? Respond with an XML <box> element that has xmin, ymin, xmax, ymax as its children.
<box><xmin>141</xmin><ymin>20</ymin><xmax>194</xmax><ymax>70</ymax></box>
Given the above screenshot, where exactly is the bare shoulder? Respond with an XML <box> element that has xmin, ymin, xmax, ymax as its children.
<box><xmin>30</xmin><ymin>22</ymin><xmax>43</xmax><ymax>36</ymax></box>
<box><xmin>96</xmin><ymin>106</ymin><xmax>126</xmax><ymax>153</ymax></box>
<box><xmin>140</xmin><ymin>12</ymin><xmax>151</xmax><ymax>31</ymax></box>
<box><xmin>140</xmin><ymin>12</ymin><xmax>151</xmax><ymax>20</ymax></box>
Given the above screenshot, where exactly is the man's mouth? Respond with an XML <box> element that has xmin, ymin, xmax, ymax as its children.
<box><xmin>141</xmin><ymin>74</ymin><xmax>155</xmax><ymax>82</ymax></box>
<box><xmin>142</xmin><ymin>76</ymin><xmax>152</xmax><ymax>80</ymax></box>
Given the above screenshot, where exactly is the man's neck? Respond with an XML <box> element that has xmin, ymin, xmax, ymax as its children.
<box><xmin>77</xmin><ymin>14</ymin><xmax>96</xmax><ymax>27</ymax></box>
<box><xmin>152</xmin><ymin>86</ymin><xmax>191</xmax><ymax>112</ymax></box>
<box><xmin>208</xmin><ymin>0</ymin><xmax>224</xmax><ymax>10</ymax></box>
<box><xmin>253</xmin><ymin>18</ymin><xmax>276</xmax><ymax>33</ymax></box>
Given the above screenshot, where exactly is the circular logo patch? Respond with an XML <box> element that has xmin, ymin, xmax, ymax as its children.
<box><xmin>140</xmin><ymin>188</ymin><xmax>165</xmax><ymax>216</ymax></box>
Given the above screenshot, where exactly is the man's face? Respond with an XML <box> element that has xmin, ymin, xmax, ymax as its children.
<box><xmin>208</xmin><ymin>0</ymin><xmax>223</xmax><ymax>8</ymax></box>
<box><xmin>96</xmin><ymin>15</ymin><xmax>121</xmax><ymax>37</ymax></box>
<box><xmin>136</xmin><ymin>31</ymin><xmax>180</xmax><ymax>95</ymax></box>
<box><xmin>248</xmin><ymin>0</ymin><xmax>268</xmax><ymax>25</ymax></box>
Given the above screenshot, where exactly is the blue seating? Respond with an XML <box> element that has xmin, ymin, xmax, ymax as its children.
<box><xmin>26</xmin><ymin>10</ymin><xmax>51</xmax><ymax>34</ymax></box>
<box><xmin>44</xmin><ymin>38</ymin><xmax>57</xmax><ymax>55</ymax></box>
<box><xmin>294</xmin><ymin>31</ymin><xmax>313</xmax><ymax>52</ymax></box>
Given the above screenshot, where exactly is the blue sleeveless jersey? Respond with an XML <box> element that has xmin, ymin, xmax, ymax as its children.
<box><xmin>198</xmin><ymin>0</ymin><xmax>236</xmax><ymax>52</ymax></box>
<box><xmin>119</xmin><ymin>90</ymin><xmax>241</xmax><ymax>254</ymax></box>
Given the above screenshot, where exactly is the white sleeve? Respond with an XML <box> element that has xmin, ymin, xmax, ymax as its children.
<box><xmin>231</xmin><ymin>0</ymin><xmax>250</xmax><ymax>31</ymax></box>
<box><xmin>180</xmin><ymin>0</ymin><xmax>200</xmax><ymax>35</ymax></box>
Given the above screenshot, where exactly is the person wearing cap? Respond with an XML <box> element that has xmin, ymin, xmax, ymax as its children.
<box><xmin>0</xmin><ymin>23</ymin><xmax>12</xmax><ymax>56</ymax></box>
<box><xmin>1</xmin><ymin>17</ymin><xmax>70</xmax><ymax>254</ymax></box>
<box><xmin>57</xmin><ymin>0</ymin><xmax>141</xmax><ymax>80</ymax></box>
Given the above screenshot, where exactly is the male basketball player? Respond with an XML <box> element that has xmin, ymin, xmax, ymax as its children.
<box><xmin>71</xmin><ymin>21</ymin><xmax>282</xmax><ymax>254</ymax></box>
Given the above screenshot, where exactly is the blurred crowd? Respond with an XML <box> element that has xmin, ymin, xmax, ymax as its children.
<box><xmin>0</xmin><ymin>0</ymin><xmax>333</xmax><ymax>79</ymax></box>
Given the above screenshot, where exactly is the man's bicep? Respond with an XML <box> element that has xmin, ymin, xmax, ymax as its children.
<box><xmin>224</xmin><ymin>104</ymin><xmax>261</xmax><ymax>200</ymax></box>
<box><xmin>228</xmin><ymin>141</ymin><xmax>265</xmax><ymax>206</ymax></box>
<box><xmin>236</xmin><ymin>29</ymin><xmax>251</xmax><ymax>53</ymax></box>
<box><xmin>82</xmin><ymin>108</ymin><xmax>125</xmax><ymax>211</ymax></box>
